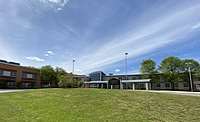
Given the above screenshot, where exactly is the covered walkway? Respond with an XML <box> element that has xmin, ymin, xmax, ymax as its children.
<box><xmin>84</xmin><ymin>79</ymin><xmax>151</xmax><ymax>90</ymax></box>
<box><xmin>121</xmin><ymin>79</ymin><xmax>151</xmax><ymax>90</ymax></box>
<box><xmin>84</xmin><ymin>81</ymin><xmax>108</xmax><ymax>88</ymax></box>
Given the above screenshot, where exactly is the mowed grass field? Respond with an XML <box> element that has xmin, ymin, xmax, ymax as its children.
<box><xmin>0</xmin><ymin>89</ymin><xmax>200</xmax><ymax>122</ymax></box>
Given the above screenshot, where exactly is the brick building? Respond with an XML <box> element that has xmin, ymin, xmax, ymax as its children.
<box><xmin>0</xmin><ymin>60</ymin><xmax>41</xmax><ymax>88</ymax></box>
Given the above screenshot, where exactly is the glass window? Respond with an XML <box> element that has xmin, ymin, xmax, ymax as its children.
<box><xmin>156</xmin><ymin>83</ymin><xmax>160</xmax><ymax>87</ymax></box>
<box><xmin>165</xmin><ymin>83</ymin><xmax>170</xmax><ymax>88</ymax></box>
<box><xmin>22</xmin><ymin>72</ymin><xmax>36</xmax><ymax>79</ymax></box>
<box><xmin>11</xmin><ymin>72</ymin><xmax>17</xmax><ymax>77</ymax></box>
<box><xmin>174</xmin><ymin>83</ymin><xmax>178</xmax><ymax>87</ymax></box>
<box><xmin>3</xmin><ymin>71</ymin><xmax>11</xmax><ymax>76</ymax></box>
<box><xmin>184</xmin><ymin>83</ymin><xmax>189</xmax><ymax>87</ymax></box>
<box><xmin>27</xmin><ymin>74</ymin><xmax>33</xmax><ymax>79</ymax></box>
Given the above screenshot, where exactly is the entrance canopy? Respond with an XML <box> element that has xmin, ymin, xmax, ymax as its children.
<box><xmin>121</xmin><ymin>79</ymin><xmax>151</xmax><ymax>83</ymax></box>
<box><xmin>84</xmin><ymin>81</ymin><xmax>108</xmax><ymax>84</ymax></box>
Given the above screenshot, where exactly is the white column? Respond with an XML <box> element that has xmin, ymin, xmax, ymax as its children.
<box><xmin>101</xmin><ymin>84</ymin><xmax>104</xmax><ymax>88</ymax></box>
<box><xmin>132</xmin><ymin>83</ymin><xmax>135</xmax><ymax>90</ymax></box>
<box><xmin>107</xmin><ymin>83</ymin><xmax>109</xmax><ymax>89</ymax></box>
<box><xmin>145</xmin><ymin>83</ymin><xmax>149</xmax><ymax>90</ymax></box>
<box><xmin>111</xmin><ymin>85</ymin><xmax>113</xmax><ymax>89</ymax></box>
<box><xmin>149</xmin><ymin>83</ymin><xmax>151</xmax><ymax>90</ymax></box>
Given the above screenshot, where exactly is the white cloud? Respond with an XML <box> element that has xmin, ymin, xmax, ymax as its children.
<box><xmin>38</xmin><ymin>0</ymin><xmax>70</xmax><ymax>8</ymax></box>
<box><xmin>47</xmin><ymin>50</ymin><xmax>54</xmax><ymax>55</ymax></box>
<box><xmin>45</xmin><ymin>50</ymin><xmax>55</xmax><ymax>56</ymax></box>
<box><xmin>192</xmin><ymin>22</ymin><xmax>200</xmax><ymax>29</ymax></box>
<box><xmin>26</xmin><ymin>56</ymin><xmax>45</xmax><ymax>62</ymax></box>
<box><xmin>75</xmin><ymin>4</ymin><xmax>200</xmax><ymax>74</ymax></box>
<box><xmin>57</xmin><ymin>7</ymin><xmax>63</xmax><ymax>11</ymax></box>
<box><xmin>115</xmin><ymin>69</ymin><xmax>120</xmax><ymax>73</ymax></box>
<box><xmin>44</xmin><ymin>54</ymin><xmax>49</xmax><ymax>56</ymax></box>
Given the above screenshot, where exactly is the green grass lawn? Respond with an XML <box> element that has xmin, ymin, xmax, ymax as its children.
<box><xmin>0</xmin><ymin>89</ymin><xmax>200</xmax><ymax>122</ymax></box>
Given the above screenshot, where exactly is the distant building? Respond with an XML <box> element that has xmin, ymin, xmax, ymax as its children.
<box><xmin>86</xmin><ymin>71</ymin><xmax>200</xmax><ymax>91</ymax></box>
<box><xmin>0</xmin><ymin>60</ymin><xmax>41</xmax><ymax>88</ymax></box>
<box><xmin>89</xmin><ymin>71</ymin><xmax>106</xmax><ymax>81</ymax></box>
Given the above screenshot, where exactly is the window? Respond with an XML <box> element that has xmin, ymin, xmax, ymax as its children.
<box><xmin>156</xmin><ymin>83</ymin><xmax>160</xmax><ymax>87</ymax></box>
<box><xmin>11</xmin><ymin>72</ymin><xmax>17</xmax><ymax>77</ymax></box>
<box><xmin>174</xmin><ymin>83</ymin><xmax>178</xmax><ymax>87</ymax></box>
<box><xmin>2</xmin><ymin>71</ymin><xmax>11</xmax><ymax>76</ymax></box>
<box><xmin>184</xmin><ymin>83</ymin><xmax>189</xmax><ymax>87</ymax></box>
<box><xmin>7</xmin><ymin>82</ymin><xmax>16</xmax><ymax>87</ymax></box>
<box><xmin>165</xmin><ymin>83</ymin><xmax>170</xmax><ymax>88</ymax></box>
<box><xmin>0</xmin><ymin>70</ymin><xmax>16</xmax><ymax>77</ymax></box>
<box><xmin>27</xmin><ymin>74</ymin><xmax>33</xmax><ymax>79</ymax></box>
<box><xmin>22</xmin><ymin>72</ymin><xmax>36</xmax><ymax>79</ymax></box>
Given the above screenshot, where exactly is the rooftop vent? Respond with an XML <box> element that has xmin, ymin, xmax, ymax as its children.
<box><xmin>8</xmin><ymin>62</ymin><xmax>20</xmax><ymax>66</ymax></box>
<box><xmin>0</xmin><ymin>60</ymin><xmax>8</xmax><ymax>63</ymax></box>
<box><xmin>0</xmin><ymin>59</ymin><xmax>20</xmax><ymax>66</ymax></box>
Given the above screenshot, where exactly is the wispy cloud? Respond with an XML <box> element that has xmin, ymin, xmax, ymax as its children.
<box><xmin>1</xmin><ymin>0</ymin><xmax>200</xmax><ymax>75</ymax></box>
<box><xmin>44</xmin><ymin>50</ymin><xmax>55</xmax><ymax>56</ymax></box>
<box><xmin>75</xmin><ymin>4</ymin><xmax>200</xmax><ymax>73</ymax></box>
<box><xmin>38</xmin><ymin>0</ymin><xmax>70</xmax><ymax>9</ymax></box>
<box><xmin>26</xmin><ymin>56</ymin><xmax>45</xmax><ymax>62</ymax></box>
<box><xmin>192</xmin><ymin>22</ymin><xmax>200</xmax><ymax>29</ymax></box>
<box><xmin>115</xmin><ymin>69</ymin><xmax>120</xmax><ymax>73</ymax></box>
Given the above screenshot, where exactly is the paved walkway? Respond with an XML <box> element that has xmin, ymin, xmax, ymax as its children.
<box><xmin>146</xmin><ymin>90</ymin><xmax>200</xmax><ymax>97</ymax></box>
<box><xmin>0</xmin><ymin>89</ymin><xmax>25</xmax><ymax>93</ymax></box>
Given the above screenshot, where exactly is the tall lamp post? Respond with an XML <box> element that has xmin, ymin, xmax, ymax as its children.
<box><xmin>72</xmin><ymin>59</ymin><xmax>75</xmax><ymax>74</ymax></box>
<box><xmin>125</xmin><ymin>52</ymin><xmax>128</xmax><ymax>80</ymax></box>
<box><xmin>186</xmin><ymin>62</ymin><xmax>193</xmax><ymax>92</ymax></box>
<box><xmin>188</xmin><ymin>66</ymin><xmax>193</xmax><ymax>92</ymax></box>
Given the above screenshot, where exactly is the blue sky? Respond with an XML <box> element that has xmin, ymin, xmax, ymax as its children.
<box><xmin>0</xmin><ymin>0</ymin><xmax>200</xmax><ymax>75</ymax></box>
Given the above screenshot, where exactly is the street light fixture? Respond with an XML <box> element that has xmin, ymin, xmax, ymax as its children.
<box><xmin>125</xmin><ymin>52</ymin><xmax>128</xmax><ymax>80</ymax></box>
<box><xmin>188</xmin><ymin>66</ymin><xmax>193</xmax><ymax>92</ymax></box>
<box><xmin>186</xmin><ymin>62</ymin><xmax>193</xmax><ymax>92</ymax></box>
<box><xmin>72</xmin><ymin>59</ymin><xmax>75</xmax><ymax>74</ymax></box>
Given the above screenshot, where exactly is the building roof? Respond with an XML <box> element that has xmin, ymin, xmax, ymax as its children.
<box><xmin>121</xmin><ymin>79</ymin><xmax>151</xmax><ymax>83</ymax></box>
<box><xmin>84</xmin><ymin>81</ymin><xmax>108</xmax><ymax>84</ymax></box>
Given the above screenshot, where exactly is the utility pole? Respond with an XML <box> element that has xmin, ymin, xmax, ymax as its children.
<box><xmin>100</xmin><ymin>72</ymin><xmax>102</xmax><ymax>81</ymax></box>
<box><xmin>188</xmin><ymin>67</ymin><xmax>193</xmax><ymax>92</ymax></box>
<box><xmin>125</xmin><ymin>52</ymin><xmax>128</xmax><ymax>80</ymax></box>
<box><xmin>72</xmin><ymin>59</ymin><xmax>75</xmax><ymax>74</ymax></box>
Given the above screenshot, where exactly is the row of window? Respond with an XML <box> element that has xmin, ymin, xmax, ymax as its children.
<box><xmin>22</xmin><ymin>73</ymin><xmax>36</xmax><ymax>79</ymax></box>
<box><xmin>156</xmin><ymin>83</ymin><xmax>189</xmax><ymax>88</ymax></box>
<box><xmin>0</xmin><ymin>70</ymin><xmax>17</xmax><ymax>77</ymax></box>
<box><xmin>0</xmin><ymin>70</ymin><xmax>36</xmax><ymax>79</ymax></box>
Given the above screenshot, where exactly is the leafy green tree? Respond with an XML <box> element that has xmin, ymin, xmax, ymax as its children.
<box><xmin>40</xmin><ymin>65</ymin><xmax>57</xmax><ymax>86</ymax></box>
<box><xmin>55</xmin><ymin>67</ymin><xmax>67</xmax><ymax>82</ymax></box>
<box><xmin>159</xmin><ymin>56</ymin><xmax>182</xmax><ymax>89</ymax></box>
<box><xmin>140</xmin><ymin>59</ymin><xmax>157</xmax><ymax>74</ymax></box>
<box><xmin>159</xmin><ymin>56</ymin><xmax>182</xmax><ymax>73</ymax></box>
<box><xmin>140</xmin><ymin>59</ymin><xmax>158</xmax><ymax>84</ymax></box>
<box><xmin>181</xmin><ymin>59</ymin><xmax>200</xmax><ymax>73</ymax></box>
<box><xmin>58</xmin><ymin>73</ymin><xmax>81</xmax><ymax>88</ymax></box>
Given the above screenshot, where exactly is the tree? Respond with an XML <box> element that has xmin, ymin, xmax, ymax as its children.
<box><xmin>140</xmin><ymin>59</ymin><xmax>157</xmax><ymax>74</ymax></box>
<box><xmin>181</xmin><ymin>59</ymin><xmax>200</xmax><ymax>73</ymax></box>
<box><xmin>159</xmin><ymin>56</ymin><xmax>182</xmax><ymax>73</ymax></box>
<box><xmin>40</xmin><ymin>65</ymin><xmax>57</xmax><ymax>86</ymax></box>
<box><xmin>58</xmin><ymin>73</ymin><xmax>81</xmax><ymax>88</ymax></box>
<box><xmin>159</xmin><ymin>56</ymin><xmax>182</xmax><ymax>89</ymax></box>
<box><xmin>55</xmin><ymin>67</ymin><xmax>67</xmax><ymax>82</ymax></box>
<box><xmin>140</xmin><ymin>59</ymin><xmax>159</xmax><ymax>85</ymax></box>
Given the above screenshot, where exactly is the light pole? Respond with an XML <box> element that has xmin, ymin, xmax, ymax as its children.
<box><xmin>186</xmin><ymin>62</ymin><xmax>193</xmax><ymax>92</ymax></box>
<box><xmin>188</xmin><ymin>66</ymin><xmax>193</xmax><ymax>92</ymax></box>
<box><xmin>100</xmin><ymin>72</ymin><xmax>102</xmax><ymax>81</ymax></box>
<box><xmin>125</xmin><ymin>52</ymin><xmax>128</xmax><ymax>80</ymax></box>
<box><xmin>72</xmin><ymin>59</ymin><xmax>75</xmax><ymax>74</ymax></box>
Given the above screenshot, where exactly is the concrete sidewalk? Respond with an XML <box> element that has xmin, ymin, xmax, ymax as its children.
<box><xmin>146</xmin><ymin>90</ymin><xmax>200</xmax><ymax>97</ymax></box>
<box><xmin>0</xmin><ymin>89</ymin><xmax>25</xmax><ymax>93</ymax></box>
